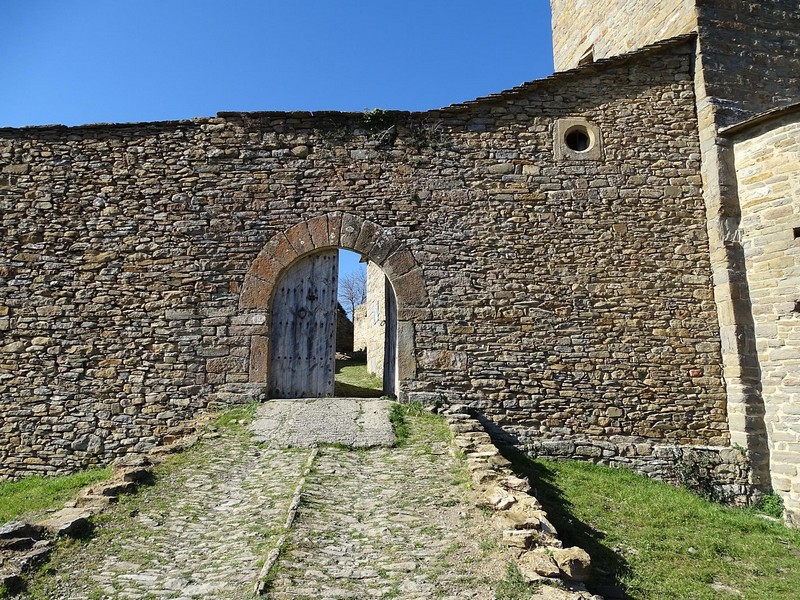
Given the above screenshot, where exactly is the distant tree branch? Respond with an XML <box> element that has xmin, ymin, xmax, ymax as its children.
<box><xmin>339</xmin><ymin>268</ymin><xmax>367</xmax><ymax>320</ymax></box>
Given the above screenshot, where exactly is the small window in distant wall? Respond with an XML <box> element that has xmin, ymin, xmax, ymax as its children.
<box><xmin>554</xmin><ymin>118</ymin><xmax>603</xmax><ymax>161</ymax></box>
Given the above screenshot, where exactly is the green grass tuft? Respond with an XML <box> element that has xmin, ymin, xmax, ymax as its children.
<box><xmin>753</xmin><ymin>493</ymin><xmax>784</xmax><ymax>518</ymax></box>
<box><xmin>0</xmin><ymin>467</ymin><xmax>111</xmax><ymax>523</ymax></box>
<box><xmin>390</xmin><ymin>402</ymin><xmax>450</xmax><ymax>449</ymax></box>
<box><xmin>213</xmin><ymin>403</ymin><xmax>258</xmax><ymax>430</ymax></box>
<box><xmin>494</xmin><ymin>561</ymin><xmax>540</xmax><ymax>599</ymax></box>
<box><xmin>319</xmin><ymin>441</ymin><xmax>355</xmax><ymax>451</ymax></box>
<box><xmin>389</xmin><ymin>403</ymin><xmax>412</xmax><ymax>445</ymax></box>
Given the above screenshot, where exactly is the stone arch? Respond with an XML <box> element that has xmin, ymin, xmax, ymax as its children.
<box><xmin>239</xmin><ymin>212</ymin><xmax>427</xmax><ymax>399</ymax></box>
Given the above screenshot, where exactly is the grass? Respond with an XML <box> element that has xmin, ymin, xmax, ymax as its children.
<box><xmin>389</xmin><ymin>403</ymin><xmax>413</xmax><ymax>445</ymax></box>
<box><xmin>502</xmin><ymin>446</ymin><xmax>800</xmax><ymax>600</ymax></box>
<box><xmin>754</xmin><ymin>493</ymin><xmax>785</xmax><ymax>518</ymax></box>
<box><xmin>0</xmin><ymin>467</ymin><xmax>111</xmax><ymax>523</ymax></box>
<box><xmin>495</xmin><ymin>561</ymin><xmax>540</xmax><ymax>600</ymax></box>
<box><xmin>388</xmin><ymin>401</ymin><xmax>447</xmax><ymax>447</ymax></box>
<box><xmin>334</xmin><ymin>359</ymin><xmax>383</xmax><ymax>397</ymax></box>
<box><xmin>213</xmin><ymin>402</ymin><xmax>258</xmax><ymax>431</ymax></box>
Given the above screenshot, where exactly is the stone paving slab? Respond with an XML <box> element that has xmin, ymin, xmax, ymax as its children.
<box><xmin>250</xmin><ymin>398</ymin><xmax>395</xmax><ymax>449</ymax></box>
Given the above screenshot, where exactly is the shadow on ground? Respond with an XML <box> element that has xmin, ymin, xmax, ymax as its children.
<box><xmin>333</xmin><ymin>359</ymin><xmax>383</xmax><ymax>398</ymax></box>
<box><xmin>498</xmin><ymin>444</ymin><xmax>631</xmax><ymax>599</ymax></box>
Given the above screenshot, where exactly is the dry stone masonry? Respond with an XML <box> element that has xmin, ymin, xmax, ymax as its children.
<box><xmin>445</xmin><ymin>405</ymin><xmax>600</xmax><ymax>598</ymax></box>
<box><xmin>0</xmin><ymin>40</ymin><xmax>731</xmax><ymax>480</ymax></box>
<box><xmin>1</xmin><ymin>0</ymin><xmax>800</xmax><ymax>524</ymax></box>
<box><xmin>552</xmin><ymin>0</ymin><xmax>800</xmax><ymax>125</ymax></box>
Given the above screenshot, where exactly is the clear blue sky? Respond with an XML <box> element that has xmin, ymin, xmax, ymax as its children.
<box><xmin>0</xmin><ymin>1</ymin><xmax>554</xmax><ymax>127</ymax></box>
<box><xmin>1</xmin><ymin>0</ymin><xmax>556</xmax><ymax>309</ymax></box>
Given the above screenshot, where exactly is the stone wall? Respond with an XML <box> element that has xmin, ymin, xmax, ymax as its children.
<box><xmin>352</xmin><ymin>305</ymin><xmax>367</xmax><ymax>353</ymax></box>
<box><xmin>352</xmin><ymin>261</ymin><xmax>388</xmax><ymax>379</ymax></box>
<box><xmin>695</xmin><ymin>0</ymin><xmax>800</xmax><ymax>127</ymax></box>
<box><xmin>550</xmin><ymin>0</ymin><xmax>696</xmax><ymax>70</ymax></box>
<box><xmin>687</xmin><ymin>0</ymin><xmax>800</xmax><ymax>497</ymax></box>
<box><xmin>0</xmin><ymin>41</ymin><xmax>731</xmax><ymax>480</ymax></box>
<box><xmin>548</xmin><ymin>0</ymin><xmax>800</xmax><ymax>500</ymax></box>
<box><xmin>335</xmin><ymin>304</ymin><xmax>353</xmax><ymax>354</ymax></box>
<box><xmin>728</xmin><ymin>107</ymin><xmax>800</xmax><ymax>524</ymax></box>
<box><xmin>511</xmin><ymin>428</ymin><xmax>753</xmax><ymax>505</ymax></box>
<box><xmin>550</xmin><ymin>0</ymin><xmax>800</xmax><ymax>126</ymax></box>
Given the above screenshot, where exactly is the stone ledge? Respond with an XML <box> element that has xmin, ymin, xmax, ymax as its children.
<box><xmin>443</xmin><ymin>405</ymin><xmax>603</xmax><ymax>599</ymax></box>
<box><xmin>518</xmin><ymin>433</ymin><xmax>755</xmax><ymax>506</ymax></box>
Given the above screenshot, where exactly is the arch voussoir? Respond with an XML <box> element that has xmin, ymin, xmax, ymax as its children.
<box><xmin>340</xmin><ymin>214</ymin><xmax>364</xmax><ymax>248</ymax></box>
<box><xmin>284</xmin><ymin>221</ymin><xmax>314</xmax><ymax>255</ymax></box>
<box><xmin>266</xmin><ymin>233</ymin><xmax>300</xmax><ymax>267</ymax></box>
<box><xmin>326</xmin><ymin>212</ymin><xmax>344</xmax><ymax>246</ymax></box>
<box><xmin>250</xmin><ymin>253</ymin><xmax>283</xmax><ymax>283</ymax></box>
<box><xmin>393</xmin><ymin>267</ymin><xmax>427</xmax><ymax>308</ymax></box>
<box><xmin>240</xmin><ymin>276</ymin><xmax>272</xmax><ymax>309</ymax></box>
<box><xmin>353</xmin><ymin>220</ymin><xmax>381</xmax><ymax>256</ymax></box>
<box><xmin>307</xmin><ymin>215</ymin><xmax>330</xmax><ymax>249</ymax></box>
<box><xmin>370</xmin><ymin>236</ymin><xmax>400</xmax><ymax>266</ymax></box>
<box><xmin>381</xmin><ymin>249</ymin><xmax>416</xmax><ymax>281</ymax></box>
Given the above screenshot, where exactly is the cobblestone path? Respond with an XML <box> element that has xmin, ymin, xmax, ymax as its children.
<box><xmin>264</xmin><ymin>427</ymin><xmax>509</xmax><ymax>599</ymax></box>
<box><xmin>26</xmin><ymin>409</ymin><xmax>512</xmax><ymax>599</ymax></box>
<box><xmin>28</xmin><ymin>427</ymin><xmax>312</xmax><ymax>599</ymax></box>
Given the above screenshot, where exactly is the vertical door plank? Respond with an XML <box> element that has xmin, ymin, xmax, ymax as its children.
<box><xmin>269</xmin><ymin>251</ymin><xmax>338</xmax><ymax>398</ymax></box>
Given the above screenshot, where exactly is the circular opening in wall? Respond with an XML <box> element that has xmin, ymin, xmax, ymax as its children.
<box><xmin>565</xmin><ymin>126</ymin><xmax>592</xmax><ymax>152</ymax></box>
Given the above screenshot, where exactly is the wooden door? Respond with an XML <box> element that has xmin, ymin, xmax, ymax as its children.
<box><xmin>269</xmin><ymin>251</ymin><xmax>339</xmax><ymax>398</ymax></box>
<box><xmin>383</xmin><ymin>276</ymin><xmax>397</xmax><ymax>396</ymax></box>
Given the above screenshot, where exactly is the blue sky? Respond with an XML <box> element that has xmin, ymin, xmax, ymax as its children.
<box><xmin>1</xmin><ymin>0</ymin><xmax>556</xmax><ymax>305</ymax></box>
<box><xmin>0</xmin><ymin>1</ymin><xmax>554</xmax><ymax>127</ymax></box>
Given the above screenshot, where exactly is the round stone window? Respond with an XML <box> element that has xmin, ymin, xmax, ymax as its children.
<box><xmin>554</xmin><ymin>118</ymin><xmax>603</xmax><ymax>161</ymax></box>
<box><xmin>565</xmin><ymin>126</ymin><xmax>591</xmax><ymax>152</ymax></box>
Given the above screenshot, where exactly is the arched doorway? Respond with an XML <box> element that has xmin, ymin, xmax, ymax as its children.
<box><xmin>269</xmin><ymin>249</ymin><xmax>398</xmax><ymax>399</ymax></box>
<box><xmin>239</xmin><ymin>213</ymin><xmax>426</xmax><ymax>400</ymax></box>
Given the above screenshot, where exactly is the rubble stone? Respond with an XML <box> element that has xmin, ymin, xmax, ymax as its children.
<box><xmin>553</xmin><ymin>546</ymin><xmax>593</xmax><ymax>582</ymax></box>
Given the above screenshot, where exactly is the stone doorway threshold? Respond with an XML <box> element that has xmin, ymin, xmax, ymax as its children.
<box><xmin>249</xmin><ymin>397</ymin><xmax>395</xmax><ymax>448</ymax></box>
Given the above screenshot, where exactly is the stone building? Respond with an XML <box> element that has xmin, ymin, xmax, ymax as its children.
<box><xmin>722</xmin><ymin>105</ymin><xmax>800</xmax><ymax>515</ymax></box>
<box><xmin>1</xmin><ymin>1</ymin><xmax>799</xmax><ymax>523</ymax></box>
<box><xmin>352</xmin><ymin>261</ymin><xmax>389</xmax><ymax>380</ymax></box>
<box><xmin>335</xmin><ymin>303</ymin><xmax>353</xmax><ymax>354</ymax></box>
<box><xmin>551</xmin><ymin>0</ymin><xmax>800</xmax><ymax>525</ymax></box>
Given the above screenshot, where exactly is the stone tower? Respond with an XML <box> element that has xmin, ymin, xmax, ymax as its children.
<box><xmin>551</xmin><ymin>0</ymin><xmax>696</xmax><ymax>72</ymax></box>
<box><xmin>551</xmin><ymin>0</ymin><xmax>800</xmax><ymax>523</ymax></box>
<box><xmin>550</xmin><ymin>0</ymin><xmax>800</xmax><ymax>126</ymax></box>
